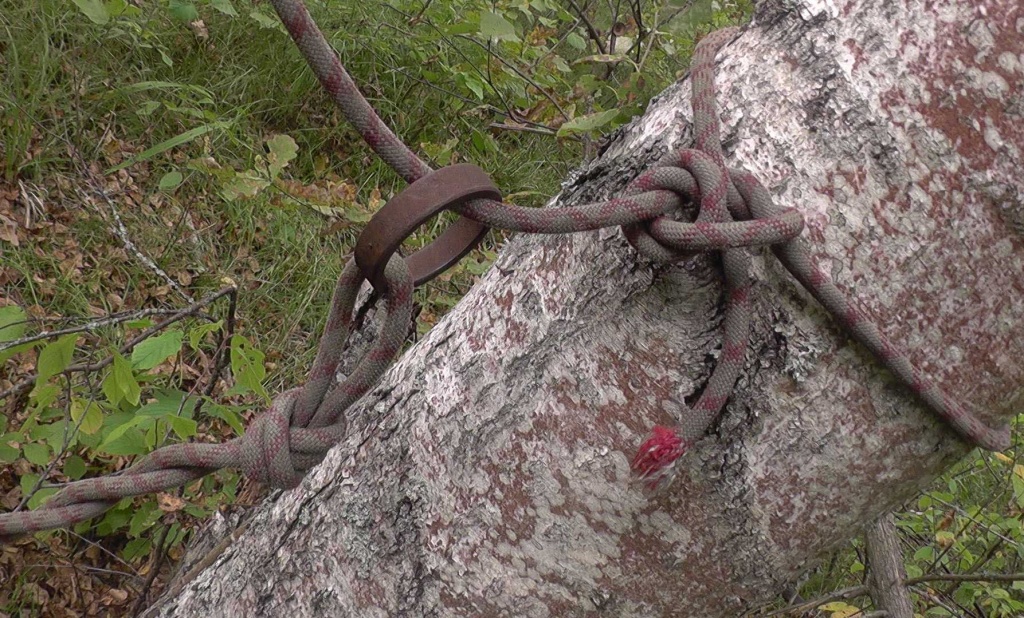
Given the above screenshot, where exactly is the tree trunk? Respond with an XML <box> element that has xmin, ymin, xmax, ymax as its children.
<box><xmin>865</xmin><ymin>513</ymin><xmax>913</xmax><ymax>617</ymax></box>
<box><xmin>145</xmin><ymin>0</ymin><xmax>1024</xmax><ymax>615</ymax></box>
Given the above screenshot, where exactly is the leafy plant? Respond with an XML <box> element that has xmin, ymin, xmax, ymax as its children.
<box><xmin>0</xmin><ymin>0</ymin><xmax>757</xmax><ymax>613</ymax></box>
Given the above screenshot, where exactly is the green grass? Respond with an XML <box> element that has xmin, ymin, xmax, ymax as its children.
<box><xmin>0</xmin><ymin>0</ymin><xmax>578</xmax><ymax>386</ymax></box>
<box><xmin>0</xmin><ymin>0</ymin><xmax>763</xmax><ymax>613</ymax></box>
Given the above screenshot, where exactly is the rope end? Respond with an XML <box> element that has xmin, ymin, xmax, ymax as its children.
<box><xmin>631</xmin><ymin>425</ymin><xmax>688</xmax><ymax>489</ymax></box>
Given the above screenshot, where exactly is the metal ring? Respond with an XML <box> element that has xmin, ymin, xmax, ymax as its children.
<box><xmin>354</xmin><ymin>164</ymin><xmax>500</xmax><ymax>291</ymax></box>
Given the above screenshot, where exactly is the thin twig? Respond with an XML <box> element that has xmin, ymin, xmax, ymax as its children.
<box><xmin>13</xmin><ymin>376</ymin><xmax>99</xmax><ymax>512</ymax></box>
<box><xmin>487</xmin><ymin>122</ymin><xmax>559</xmax><ymax>136</ymax></box>
<box><xmin>68</xmin><ymin>529</ymin><xmax>139</xmax><ymax>572</ymax></box>
<box><xmin>455</xmin><ymin>33</ymin><xmax>570</xmax><ymax>121</ymax></box>
<box><xmin>636</xmin><ymin>3</ymin><xmax>660</xmax><ymax>74</ymax></box>
<box><xmin>927</xmin><ymin>493</ymin><xmax>1023</xmax><ymax>554</ymax></box>
<box><xmin>407</xmin><ymin>0</ymin><xmax>433</xmax><ymax>25</ymax></box>
<box><xmin>24</xmin><ymin>563</ymin><xmax>140</xmax><ymax>579</ymax></box>
<box><xmin>910</xmin><ymin>586</ymin><xmax>967</xmax><ymax>617</ymax></box>
<box><xmin>374</xmin><ymin>0</ymin><xmax>520</xmax><ymax>122</ymax></box>
<box><xmin>193</xmin><ymin>287</ymin><xmax>237</xmax><ymax>417</ymax></box>
<box><xmin>566</xmin><ymin>0</ymin><xmax>606</xmax><ymax>53</ymax></box>
<box><xmin>906</xmin><ymin>572</ymin><xmax>1024</xmax><ymax>585</ymax></box>
<box><xmin>0</xmin><ymin>286</ymin><xmax>237</xmax><ymax>403</ymax></box>
<box><xmin>529</xmin><ymin>15</ymin><xmax>584</xmax><ymax>70</ymax></box>
<box><xmin>749</xmin><ymin>571</ymin><xmax>1024</xmax><ymax>617</ymax></box>
<box><xmin>754</xmin><ymin>584</ymin><xmax>869</xmax><ymax>617</ymax></box>
<box><xmin>130</xmin><ymin>525</ymin><xmax>171</xmax><ymax>617</ymax></box>
<box><xmin>1</xmin><ymin>307</ymin><xmax>193</xmax><ymax>352</ymax></box>
<box><xmin>89</xmin><ymin>186</ymin><xmax>195</xmax><ymax>304</ymax></box>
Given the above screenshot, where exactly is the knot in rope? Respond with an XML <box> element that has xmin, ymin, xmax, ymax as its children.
<box><xmin>236</xmin><ymin>388</ymin><xmax>308</xmax><ymax>489</ymax></box>
<box><xmin>0</xmin><ymin>257</ymin><xmax>413</xmax><ymax>539</ymax></box>
<box><xmin>620</xmin><ymin>150</ymin><xmax>806</xmax><ymax>262</ymax></box>
<box><xmin>0</xmin><ymin>5</ymin><xmax>1011</xmax><ymax>540</ymax></box>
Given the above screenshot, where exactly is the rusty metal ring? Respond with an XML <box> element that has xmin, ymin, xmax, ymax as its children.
<box><xmin>355</xmin><ymin>164</ymin><xmax>500</xmax><ymax>291</ymax></box>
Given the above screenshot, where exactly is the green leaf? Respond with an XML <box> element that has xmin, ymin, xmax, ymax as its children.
<box><xmin>207</xmin><ymin>403</ymin><xmax>246</xmax><ymax>435</ymax></box>
<box><xmin>123</xmin><ymin>537</ymin><xmax>152</xmax><ymax>561</ymax></box>
<box><xmin>71</xmin><ymin>397</ymin><xmax>105</xmax><ymax>435</ymax></box>
<box><xmin>220</xmin><ymin>170</ymin><xmax>269</xmax><ymax>200</ymax></box>
<box><xmin>168</xmin><ymin>0</ymin><xmax>199</xmax><ymax>21</ymax></box>
<box><xmin>0</xmin><ymin>305</ymin><xmax>27</xmax><ymax>343</ymax></box>
<box><xmin>99</xmin><ymin>416</ymin><xmax>149</xmax><ymax>452</ymax></box>
<box><xmin>990</xmin><ymin>587</ymin><xmax>1011</xmax><ymax>600</ymax></box>
<box><xmin>479</xmin><ymin>12</ymin><xmax>518</xmax><ymax>42</ymax></box>
<box><xmin>188</xmin><ymin>320</ymin><xmax>223</xmax><ymax>350</ymax></box>
<box><xmin>27</xmin><ymin>487</ymin><xmax>60</xmax><ymax>511</ymax></box>
<box><xmin>457</xmin><ymin>73</ymin><xmax>486</xmax><ymax>100</ymax></box>
<box><xmin>97</xmin><ymin>505</ymin><xmax>131</xmax><ymax>535</ymax></box>
<box><xmin>19</xmin><ymin>473</ymin><xmax>38</xmax><ymax>500</ymax></box>
<box><xmin>118</xmin><ymin>80</ymin><xmax>214</xmax><ymax>101</ymax></box>
<box><xmin>566</xmin><ymin>31</ymin><xmax>586</xmax><ymax>50</ymax></box>
<box><xmin>817</xmin><ymin>601</ymin><xmax>862</xmax><ymax>617</ymax></box>
<box><xmin>136</xmin><ymin>390</ymin><xmax>197</xmax><ymax>418</ymax></box>
<box><xmin>99</xmin><ymin>428</ymin><xmax>150</xmax><ymax>456</ymax></box>
<box><xmin>0</xmin><ymin>341</ymin><xmax>34</xmax><ymax>364</ymax></box>
<box><xmin>106</xmin><ymin>0</ymin><xmax>131</xmax><ymax>18</ymax></box>
<box><xmin>22</xmin><ymin>442</ymin><xmax>50</xmax><ymax>466</ymax></box>
<box><xmin>229</xmin><ymin>335</ymin><xmax>268</xmax><ymax>400</ymax></box>
<box><xmin>108</xmin><ymin>352</ymin><xmax>141</xmax><ymax>405</ymax></box>
<box><xmin>574</xmin><ymin>53</ymin><xmax>636</xmax><ymax>68</ymax></box>
<box><xmin>0</xmin><ymin>432</ymin><xmax>19</xmax><ymax>463</ymax></box>
<box><xmin>128</xmin><ymin>502</ymin><xmax>162</xmax><ymax>537</ymax></box>
<box><xmin>131</xmin><ymin>330</ymin><xmax>183</xmax><ymax>371</ymax></box>
<box><xmin>249</xmin><ymin>10</ymin><xmax>282</xmax><ymax>30</ymax></box>
<box><xmin>0</xmin><ymin>442</ymin><xmax>18</xmax><ymax>463</ymax></box>
<box><xmin>158</xmin><ymin>48</ymin><xmax>174</xmax><ymax>68</ymax></box>
<box><xmin>114</xmin><ymin>353</ymin><xmax>141</xmax><ymax>405</ymax></box>
<box><xmin>105</xmin><ymin>121</ymin><xmax>229</xmax><ymax>174</ymax></box>
<box><xmin>184</xmin><ymin>504</ymin><xmax>210</xmax><ymax>518</ymax></box>
<box><xmin>210</xmin><ymin>0</ymin><xmax>238</xmax><ymax>16</ymax></box>
<box><xmin>265</xmin><ymin>134</ymin><xmax>298</xmax><ymax>180</ymax></box>
<box><xmin>556</xmin><ymin>109</ymin><xmax>621</xmax><ymax>137</ymax></box>
<box><xmin>29</xmin><ymin>421</ymin><xmax>63</xmax><ymax>445</ymax></box>
<box><xmin>952</xmin><ymin>581</ymin><xmax>977</xmax><ymax>606</ymax></box>
<box><xmin>71</xmin><ymin>0</ymin><xmax>110</xmax><ymax>24</ymax></box>
<box><xmin>36</xmin><ymin>334</ymin><xmax>78</xmax><ymax>383</ymax></box>
<box><xmin>159</xmin><ymin>170</ymin><xmax>184</xmax><ymax>191</ymax></box>
<box><xmin>63</xmin><ymin>455</ymin><xmax>87</xmax><ymax>480</ymax></box>
<box><xmin>29</xmin><ymin>383</ymin><xmax>60</xmax><ymax>410</ymax></box>
<box><xmin>166</xmin><ymin>415</ymin><xmax>198</xmax><ymax>440</ymax></box>
<box><xmin>470</xmin><ymin>129</ymin><xmax>499</xmax><ymax>156</ymax></box>
<box><xmin>446</xmin><ymin>21</ymin><xmax>477</xmax><ymax>35</ymax></box>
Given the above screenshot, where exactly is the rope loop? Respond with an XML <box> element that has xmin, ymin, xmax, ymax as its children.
<box><xmin>237</xmin><ymin>388</ymin><xmax>306</xmax><ymax>489</ymax></box>
<box><xmin>0</xmin><ymin>257</ymin><xmax>414</xmax><ymax>539</ymax></box>
<box><xmin>621</xmin><ymin>153</ymin><xmax>806</xmax><ymax>263</ymax></box>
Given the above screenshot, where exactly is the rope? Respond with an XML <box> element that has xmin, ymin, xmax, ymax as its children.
<box><xmin>0</xmin><ymin>3</ymin><xmax>1009</xmax><ymax>539</ymax></box>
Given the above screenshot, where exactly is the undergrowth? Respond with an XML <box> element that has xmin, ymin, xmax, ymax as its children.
<box><xmin>5</xmin><ymin>1</ymin><xmax>1019</xmax><ymax>617</ymax></box>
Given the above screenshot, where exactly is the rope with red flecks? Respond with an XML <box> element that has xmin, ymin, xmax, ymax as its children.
<box><xmin>0</xmin><ymin>2</ymin><xmax>1009</xmax><ymax>540</ymax></box>
<box><xmin>627</xmin><ymin>28</ymin><xmax>1010</xmax><ymax>483</ymax></box>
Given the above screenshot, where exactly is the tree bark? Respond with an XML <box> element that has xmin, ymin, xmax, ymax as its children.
<box><xmin>865</xmin><ymin>513</ymin><xmax>913</xmax><ymax>617</ymax></box>
<box><xmin>145</xmin><ymin>0</ymin><xmax>1024</xmax><ymax>615</ymax></box>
